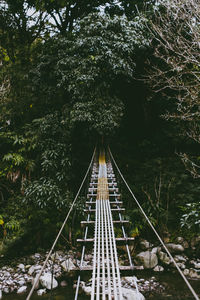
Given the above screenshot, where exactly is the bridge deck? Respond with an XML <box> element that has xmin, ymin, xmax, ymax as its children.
<box><xmin>91</xmin><ymin>150</ymin><xmax>122</xmax><ymax>300</ymax></box>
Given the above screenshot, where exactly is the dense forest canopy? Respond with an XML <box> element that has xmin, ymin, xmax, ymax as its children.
<box><xmin>0</xmin><ymin>0</ymin><xmax>199</xmax><ymax>255</ymax></box>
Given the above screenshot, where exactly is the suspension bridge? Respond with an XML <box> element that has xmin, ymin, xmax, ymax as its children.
<box><xmin>27</xmin><ymin>146</ymin><xmax>200</xmax><ymax>300</ymax></box>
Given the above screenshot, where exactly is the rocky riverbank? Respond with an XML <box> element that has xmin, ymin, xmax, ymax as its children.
<box><xmin>0</xmin><ymin>235</ymin><xmax>199</xmax><ymax>299</ymax></box>
<box><xmin>135</xmin><ymin>236</ymin><xmax>200</xmax><ymax>280</ymax></box>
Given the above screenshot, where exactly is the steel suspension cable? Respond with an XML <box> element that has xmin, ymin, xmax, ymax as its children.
<box><xmin>108</xmin><ymin>146</ymin><xmax>200</xmax><ymax>300</ymax></box>
<box><xmin>26</xmin><ymin>147</ymin><xmax>96</xmax><ymax>300</ymax></box>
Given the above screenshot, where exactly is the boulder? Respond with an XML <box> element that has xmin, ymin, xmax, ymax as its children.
<box><xmin>17</xmin><ymin>264</ymin><xmax>25</xmax><ymax>271</ymax></box>
<box><xmin>188</xmin><ymin>269</ymin><xmax>200</xmax><ymax>279</ymax></box>
<box><xmin>194</xmin><ymin>262</ymin><xmax>200</xmax><ymax>269</ymax></box>
<box><xmin>177</xmin><ymin>262</ymin><xmax>186</xmax><ymax>270</ymax></box>
<box><xmin>165</xmin><ymin>243</ymin><xmax>184</xmax><ymax>254</ymax></box>
<box><xmin>18</xmin><ymin>279</ymin><xmax>26</xmax><ymax>286</ymax></box>
<box><xmin>136</xmin><ymin>251</ymin><xmax>158</xmax><ymax>269</ymax></box>
<box><xmin>81</xmin><ymin>282</ymin><xmax>92</xmax><ymax>295</ymax></box>
<box><xmin>153</xmin><ymin>265</ymin><xmax>164</xmax><ymax>272</ymax></box>
<box><xmin>158</xmin><ymin>251</ymin><xmax>171</xmax><ymax>265</ymax></box>
<box><xmin>34</xmin><ymin>265</ymin><xmax>42</xmax><ymax>271</ymax></box>
<box><xmin>28</xmin><ymin>265</ymin><xmax>35</xmax><ymax>276</ymax></box>
<box><xmin>37</xmin><ymin>289</ymin><xmax>46</xmax><ymax>296</ymax></box>
<box><xmin>0</xmin><ymin>290</ymin><xmax>2</xmax><ymax>299</ymax></box>
<box><xmin>61</xmin><ymin>258</ymin><xmax>75</xmax><ymax>272</ymax></box>
<box><xmin>3</xmin><ymin>288</ymin><xmax>9</xmax><ymax>294</ymax></box>
<box><xmin>17</xmin><ymin>286</ymin><xmax>27</xmax><ymax>294</ymax></box>
<box><xmin>183</xmin><ymin>269</ymin><xmax>190</xmax><ymax>276</ymax></box>
<box><xmin>121</xmin><ymin>287</ymin><xmax>145</xmax><ymax>300</ymax></box>
<box><xmin>174</xmin><ymin>255</ymin><xmax>187</xmax><ymax>263</ymax></box>
<box><xmin>152</xmin><ymin>247</ymin><xmax>161</xmax><ymax>254</ymax></box>
<box><xmin>40</xmin><ymin>273</ymin><xmax>58</xmax><ymax>290</ymax></box>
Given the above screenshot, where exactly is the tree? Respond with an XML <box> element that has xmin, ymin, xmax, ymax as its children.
<box><xmin>144</xmin><ymin>0</ymin><xmax>200</xmax><ymax>232</ymax></box>
<box><xmin>146</xmin><ymin>0</ymin><xmax>200</xmax><ymax>177</ymax></box>
<box><xmin>30</xmin><ymin>0</ymin><xmax>117</xmax><ymax>34</ymax></box>
<box><xmin>31</xmin><ymin>13</ymin><xmax>149</xmax><ymax>135</ymax></box>
<box><xmin>0</xmin><ymin>0</ymin><xmax>47</xmax><ymax>62</ymax></box>
<box><xmin>106</xmin><ymin>0</ymin><xmax>156</xmax><ymax>18</ymax></box>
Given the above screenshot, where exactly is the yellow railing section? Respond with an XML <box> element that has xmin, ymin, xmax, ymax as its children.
<box><xmin>97</xmin><ymin>151</ymin><xmax>109</xmax><ymax>200</ymax></box>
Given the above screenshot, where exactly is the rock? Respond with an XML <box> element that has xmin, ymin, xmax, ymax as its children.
<box><xmin>40</xmin><ymin>273</ymin><xmax>58</xmax><ymax>290</ymax></box>
<box><xmin>175</xmin><ymin>237</ymin><xmax>189</xmax><ymax>249</ymax></box>
<box><xmin>121</xmin><ymin>287</ymin><xmax>145</xmax><ymax>300</ymax></box>
<box><xmin>37</xmin><ymin>288</ymin><xmax>46</xmax><ymax>296</ymax></box>
<box><xmin>51</xmin><ymin>252</ymin><xmax>60</xmax><ymax>261</ymax></box>
<box><xmin>189</xmin><ymin>269</ymin><xmax>200</xmax><ymax>279</ymax></box>
<box><xmin>174</xmin><ymin>255</ymin><xmax>187</xmax><ymax>263</ymax></box>
<box><xmin>136</xmin><ymin>251</ymin><xmax>158</xmax><ymax>269</ymax></box>
<box><xmin>165</xmin><ymin>243</ymin><xmax>184</xmax><ymax>253</ymax></box>
<box><xmin>27</xmin><ymin>276</ymin><xmax>33</xmax><ymax>283</ymax></box>
<box><xmin>194</xmin><ymin>263</ymin><xmax>200</xmax><ymax>269</ymax></box>
<box><xmin>18</xmin><ymin>279</ymin><xmax>26</xmax><ymax>286</ymax></box>
<box><xmin>34</xmin><ymin>253</ymin><xmax>41</xmax><ymax>258</ymax></box>
<box><xmin>122</xmin><ymin>276</ymin><xmax>138</xmax><ymax>288</ymax></box>
<box><xmin>17</xmin><ymin>286</ymin><xmax>27</xmax><ymax>294</ymax></box>
<box><xmin>28</xmin><ymin>265</ymin><xmax>35</xmax><ymax>276</ymax></box>
<box><xmin>176</xmin><ymin>237</ymin><xmax>184</xmax><ymax>244</ymax></box>
<box><xmin>25</xmin><ymin>264</ymin><xmax>31</xmax><ymax>269</ymax></box>
<box><xmin>140</xmin><ymin>239</ymin><xmax>151</xmax><ymax>250</ymax></box>
<box><xmin>81</xmin><ymin>282</ymin><xmax>92</xmax><ymax>295</ymax></box>
<box><xmin>61</xmin><ymin>259</ymin><xmax>76</xmax><ymax>272</ymax></box>
<box><xmin>0</xmin><ymin>290</ymin><xmax>2</xmax><ymax>299</ymax></box>
<box><xmin>153</xmin><ymin>265</ymin><xmax>164</xmax><ymax>272</ymax></box>
<box><xmin>3</xmin><ymin>271</ymin><xmax>10</xmax><ymax>277</ymax></box>
<box><xmin>84</xmin><ymin>254</ymin><xmax>93</xmax><ymax>261</ymax></box>
<box><xmin>158</xmin><ymin>251</ymin><xmax>171</xmax><ymax>265</ymax></box>
<box><xmin>190</xmin><ymin>261</ymin><xmax>200</xmax><ymax>269</ymax></box>
<box><xmin>17</xmin><ymin>264</ymin><xmax>25</xmax><ymax>270</ymax></box>
<box><xmin>60</xmin><ymin>280</ymin><xmax>68</xmax><ymax>287</ymax></box>
<box><xmin>3</xmin><ymin>287</ymin><xmax>9</xmax><ymax>294</ymax></box>
<box><xmin>152</xmin><ymin>247</ymin><xmax>161</xmax><ymax>254</ymax></box>
<box><xmin>183</xmin><ymin>269</ymin><xmax>190</xmax><ymax>276</ymax></box>
<box><xmin>177</xmin><ymin>262</ymin><xmax>186</xmax><ymax>270</ymax></box>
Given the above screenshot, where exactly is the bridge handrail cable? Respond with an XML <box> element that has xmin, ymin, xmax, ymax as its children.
<box><xmin>26</xmin><ymin>147</ymin><xmax>96</xmax><ymax>300</ymax></box>
<box><xmin>108</xmin><ymin>146</ymin><xmax>200</xmax><ymax>300</ymax></box>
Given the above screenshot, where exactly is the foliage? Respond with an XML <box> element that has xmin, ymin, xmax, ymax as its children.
<box><xmin>31</xmin><ymin>13</ymin><xmax>149</xmax><ymax>135</ymax></box>
<box><xmin>22</xmin><ymin>112</ymin><xmax>72</xmax><ymax>209</ymax></box>
<box><xmin>146</xmin><ymin>0</ymin><xmax>200</xmax><ymax>177</ymax></box>
<box><xmin>0</xmin><ymin>0</ymin><xmax>47</xmax><ymax>62</ymax></box>
<box><xmin>106</xmin><ymin>0</ymin><xmax>156</xmax><ymax>18</ymax></box>
<box><xmin>180</xmin><ymin>202</ymin><xmax>200</xmax><ymax>232</ymax></box>
<box><xmin>0</xmin><ymin>0</ymin><xmax>200</xmax><ymax>254</ymax></box>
